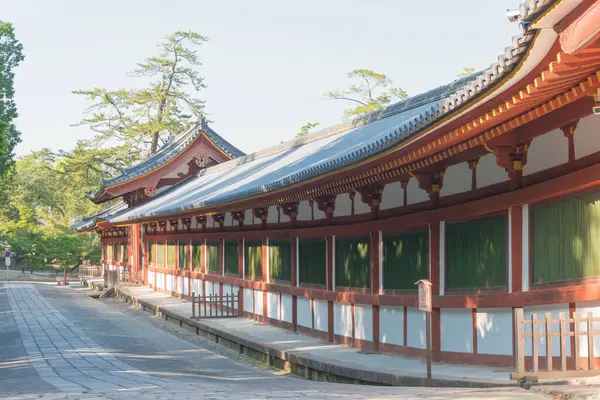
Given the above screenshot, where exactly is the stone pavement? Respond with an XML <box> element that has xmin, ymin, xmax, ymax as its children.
<box><xmin>118</xmin><ymin>285</ymin><xmax>514</xmax><ymax>387</ymax></box>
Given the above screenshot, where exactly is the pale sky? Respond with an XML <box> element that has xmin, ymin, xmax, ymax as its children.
<box><xmin>4</xmin><ymin>0</ymin><xmax>519</xmax><ymax>157</ymax></box>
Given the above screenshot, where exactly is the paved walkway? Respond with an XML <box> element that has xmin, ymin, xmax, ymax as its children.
<box><xmin>118</xmin><ymin>285</ymin><xmax>514</xmax><ymax>386</ymax></box>
<box><xmin>1</xmin><ymin>282</ymin><xmax>549</xmax><ymax>399</ymax></box>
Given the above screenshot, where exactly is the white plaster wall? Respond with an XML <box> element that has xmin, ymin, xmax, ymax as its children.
<box><xmin>379</xmin><ymin>306</ymin><xmax>404</xmax><ymax>345</ymax></box>
<box><xmin>148</xmin><ymin>272</ymin><xmax>154</xmax><ymax>286</ymax></box>
<box><xmin>476</xmin><ymin>308</ymin><xmax>513</xmax><ymax>355</ymax></box>
<box><xmin>524</xmin><ymin>129</ymin><xmax>568</xmax><ymax>176</ymax></box>
<box><xmin>155</xmin><ymin>273</ymin><xmax>162</xmax><ymax>289</ymax></box>
<box><xmin>191</xmin><ymin>278</ymin><xmax>202</xmax><ymax>296</ymax></box>
<box><xmin>354</xmin><ymin>194</ymin><xmax>371</xmax><ymax>214</ymax></box>
<box><xmin>440</xmin><ymin>309</ymin><xmax>473</xmax><ymax>353</ymax></box>
<box><xmin>224</xmin><ymin>212</ymin><xmax>233</xmax><ymax>227</ymax></box>
<box><xmin>224</xmin><ymin>284</ymin><xmax>237</xmax><ymax>295</ymax></box>
<box><xmin>440</xmin><ymin>162</ymin><xmax>471</xmax><ymax>197</ymax></box>
<box><xmin>380</xmin><ymin>182</ymin><xmax>403</xmax><ymax>210</ymax></box>
<box><xmin>334</xmin><ymin>303</ymin><xmax>353</xmax><ymax>338</ymax></box>
<box><xmin>313</xmin><ymin>202</ymin><xmax>326</xmax><ymax>220</ymax></box>
<box><xmin>281</xmin><ymin>294</ymin><xmax>293</xmax><ymax>323</ymax></box>
<box><xmin>297</xmin><ymin>200</ymin><xmax>312</xmax><ymax>221</ymax></box>
<box><xmin>280</xmin><ymin>210</ymin><xmax>290</xmax><ymax>223</ymax></box>
<box><xmin>574</xmin><ymin>301</ymin><xmax>600</xmax><ymax>358</ymax></box>
<box><xmin>406</xmin><ymin>178</ymin><xmax>429</xmax><ymax>205</ymax></box>
<box><xmin>333</xmin><ymin>193</ymin><xmax>352</xmax><ymax>217</ymax></box>
<box><xmin>477</xmin><ymin>153</ymin><xmax>508</xmax><ymax>188</ymax></box>
<box><xmin>574</xmin><ymin>114</ymin><xmax>600</xmax><ymax>159</ymax></box>
<box><xmin>179</xmin><ymin>276</ymin><xmax>186</xmax><ymax>295</ymax></box>
<box><xmin>297</xmin><ymin>297</ymin><xmax>312</xmax><ymax>328</ymax></box>
<box><xmin>244</xmin><ymin>209</ymin><xmax>254</xmax><ymax>226</ymax></box>
<box><xmin>314</xmin><ymin>299</ymin><xmax>328</xmax><ymax>332</ymax></box>
<box><xmin>406</xmin><ymin>307</ymin><xmax>426</xmax><ymax>349</ymax></box>
<box><xmin>267</xmin><ymin>205</ymin><xmax>279</xmax><ymax>224</ymax></box>
<box><xmin>206</xmin><ymin>215</ymin><xmax>214</xmax><ymax>228</ymax></box>
<box><xmin>243</xmin><ymin>288</ymin><xmax>253</xmax><ymax>313</ymax></box>
<box><xmin>354</xmin><ymin>305</ymin><xmax>373</xmax><ymax>341</ymax></box>
<box><xmin>267</xmin><ymin>292</ymin><xmax>280</xmax><ymax>320</ymax></box>
<box><xmin>254</xmin><ymin>290</ymin><xmax>264</xmax><ymax>316</ymax></box>
<box><xmin>524</xmin><ymin>303</ymin><xmax>571</xmax><ymax>356</ymax></box>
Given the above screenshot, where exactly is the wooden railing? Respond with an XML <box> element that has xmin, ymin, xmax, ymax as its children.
<box><xmin>78</xmin><ymin>266</ymin><xmax>104</xmax><ymax>278</ymax></box>
<box><xmin>512</xmin><ymin>308</ymin><xmax>600</xmax><ymax>380</ymax></box>
<box><xmin>191</xmin><ymin>292</ymin><xmax>239</xmax><ymax>319</ymax></box>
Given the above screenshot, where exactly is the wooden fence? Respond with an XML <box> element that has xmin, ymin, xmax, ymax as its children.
<box><xmin>512</xmin><ymin>308</ymin><xmax>600</xmax><ymax>380</ymax></box>
<box><xmin>78</xmin><ymin>266</ymin><xmax>104</xmax><ymax>278</ymax></box>
<box><xmin>191</xmin><ymin>292</ymin><xmax>239</xmax><ymax>319</ymax></box>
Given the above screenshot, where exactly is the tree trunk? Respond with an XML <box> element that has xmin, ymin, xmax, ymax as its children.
<box><xmin>150</xmin><ymin>133</ymin><xmax>159</xmax><ymax>154</ymax></box>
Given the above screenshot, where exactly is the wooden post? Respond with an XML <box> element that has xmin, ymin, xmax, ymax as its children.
<box><xmin>587</xmin><ymin>312</ymin><xmax>595</xmax><ymax>370</ymax></box>
<box><xmin>426</xmin><ymin>311</ymin><xmax>432</xmax><ymax>380</ymax></box>
<box><xmin>515</xmin><ymin>308</ymin><xmax>525</xmax><ymax>374</ymax></box>
<box><xmin>532</xmin><ymin>314</ymin><xmax>539</xmax><ymax>372</ymax></box>
<box><xmin>574</xmin><ymin>314</ymin><xmax>581</xmax><ymax>370</ymax></box>
<box><xmin>545</xmin><ymin>313</ymin><xmax>552</xmax><ymax>372</ymax></box>
<box><xmin>559</xmin><ymin>312</ymin><xmax>567</xmax><ymax>372</ymax></box>
<box><xmin>416</xmin><ymin>279</ymin><xmax>433</xmax><ymax>380</ymax></box>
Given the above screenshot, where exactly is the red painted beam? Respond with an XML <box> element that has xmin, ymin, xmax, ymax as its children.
<box><xmin>559</xmin><ymin>0</ymin><xmax>600</xmax><ymax>55</ymax></box>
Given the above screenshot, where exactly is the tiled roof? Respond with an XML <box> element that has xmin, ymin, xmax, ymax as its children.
<box><xmin>103</xmin><ymin>0</ymin><xmax>556</xmax><ymax>224</ymax></box>
<box><xmin>71</xmin><ymin>202</ymin><xmax>128</xmax><ymax>231</ymax></box>
<box><xmin>88</xmin><ymin>123</ymin><xmax>245</xmax><ymax>199</ymax></box>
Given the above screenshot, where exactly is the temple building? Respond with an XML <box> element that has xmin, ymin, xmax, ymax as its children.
<box><xmin>75</xmin><ymin>0</ymin><xmax>600</xmax><ymax>370</ymax></box>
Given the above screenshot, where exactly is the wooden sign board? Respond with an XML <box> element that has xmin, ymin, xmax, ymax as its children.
<box><xmin>416</xmin><ymin>279</ymin><xmax>432</xmax><ymax>313</ymax></box>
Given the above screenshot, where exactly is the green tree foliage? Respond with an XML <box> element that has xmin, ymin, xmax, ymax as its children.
<box><xmin>0</xmin><ymin>31</ymin><xmax>208</xmax><ymax>268</ymax></box>
<box><xmin>73</xmin><ymin>31</ymin><xmax>208</xmax><ymax>154</ymax></box>
<box><xmin>296</xmin><ymin>121</ymin><xmax>320</xmax><ymax>138</ymax></box>
<box><xmin>325</xmin><ymin>69</ymin><xmax>407</xmax><ymax>119</ymax></box>
<box><xmin>0</xmin><ymin>21</ymin><xmax>24</xmax><ymax>177</ymax></box>
<box><xmin>458</xmin><ymin>67</ymin><xmax>476</xmax><ymax>77</ymax></box>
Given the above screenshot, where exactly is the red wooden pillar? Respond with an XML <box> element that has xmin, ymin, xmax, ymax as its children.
<box><xmin>219</xmin><ymin>238</ymin><xmax>224</xmax><ymax>303</ymax></box>
<box><xmin>327</xmin><ymin>235</ymin><xmax>334</xmax><ymax>343</ymax></box>
<box><xmin>262</xmin><ymin>237</ymin><xmax>268</xmax><ymax>322</ymax></box>
<box><xmin>429</xmin><ymin>221</ymin><xmax>441</xmax><ymax>362</ymax></box>
<box><xmin>370</xmin><ymin>231</ymin><xmax>380</xmax><ymax>352</ymax></box>
<box><xmin>291</xmin><ymin>237</ymin><xmax>298</xmax><ymax>332</ymax></box>
<box><xmin>188</xmin><ymin>239</ymin><xmax>192</xmax><ymax>297</ymax></box>
<box><xmin>238</xmin><ymin>238</ymin><xmax>244</xmax><ymax>315</ymax></box>
<box><xmin>201</xmin><ymin>240</ymin><xmax>206</xmax><ymax>299</ymax></box>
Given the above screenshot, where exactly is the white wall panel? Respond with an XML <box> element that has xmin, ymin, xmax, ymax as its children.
<box><xmin>254</xmin><ymin>290</ymin><xmax>264</xmax><ymax>316</ymax></box>
<box><xmin>406</xmin><ymin>307</ymin><xmax>426</xmax><ymax>349</ymax></box>
<box><xmin>179</xmin><ymin>276</ymin><xmax>186</xmax><ymax>295</ymax></box>
<box><xmin>243</xmin><ymin>288</ymin><xmax>253</xmax><ymax>313</ymax></box>
<box><xmin>224</xmin><ymin>212</ymin><xmax>233</xmax><ymax>227</ymax></box>
<box><xmin>575</xmin><ymin>301</ymin><xmax>600</xmax><ymax>358</ymax></box>
<box><xmin>206</xmin><ymin>215</ymin><xmax>214</xmax><ymax>228</ymax></box>
<box><xmin>333</xmin><ymin>193</ymin><xmax>352</xmax><ymax>217</ymax></box>
<box><xmin>313</xmin><ymin>202</ymin><xmax>326</xmax><ymax>220</ymax></box>
<box><xmin>267</xmin><ymin>292</ymin><xmax>280</xmax><ymax>320</ymax></box>
<box><xmin>440</xmin><ymin>162</ymin><xmax>471</xmax><ymax>197</ymax></box>
<box><xmin>524</xmin><ymin>304</ymin><xmax>571</xmax><ymax>356</ymax></box>
<box><xmin>574</xmin><ymin>115</ymin><xmax>600</xmax><ymax>159</ymax></box>
<box><xmin>477</xmin><ymin>308</ymin><xmax>513</xmax><ymax>355</ymax></box>
<box><xmin>380</xmin><ymin>182</ymin><xmax>403</xmax><ymax>210</ymax></box>
<box><xmin>354</xmin><ymin>193</ymin><xmax>371</xmax><ymax>214</ymax></box>
<box><xmin>477</xmin><ymin>153</ymin><xmax>508</xmax><ymax>188</ymax></box>
<box><xmin>440</xmin><ymin>309</ymin><xmax>473</xmax><ymax>353</ymax></box>
<box><xmin>297</xmin><ymin>200</ymin><xmax>312</xmax><ymax>221</ymax></box>
<box><xmin>267</xmin><ymin>205</ymin><xmax>279</xmax><ymax>224</ymax></box>
<box><xmin>406</xmin><ymin>178</ymin><xmax>428</xmax><ymax>205</ymax></box>
<box><xmin>524</xmin><ymin>129</ymin><xmax>568</xmax><ymax>176</ymax></box>
<box><xmin>244</xmin><ymin>209</ymin><xmax>254</xmax><ymax>226</ymax></box>
<box><xmin>354</xmin><ymin>305</ymin><xmax>373</xmax><ymax>341</ymax></box>
<box><xmin>334</xmin><ymin>303</ymin><xmax>353</xmax><ymax>338</ymax></box>
<box><xmin>379</xmin><ymin>306</ymin><xmax>404</xmax><ymax>345</ymax></box>
<box><xmin>314</xmin><ymin>299</ymin><xmax>328</xmax><ymax>332</ymax></box>
<box><xmin>281</xmin><ymin>294</ymin><xmax>293</xmax><ymax>323</ymax></box>
<box><xmin>297</xmin><ymin>297</ymin><xmax>312</xmax><ymax>328</ymax></box>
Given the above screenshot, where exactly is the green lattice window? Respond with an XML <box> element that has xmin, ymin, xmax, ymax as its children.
<box><xmin>269</xmin><ymin>239</ymin><xmax>291</xmax><ymax>282</ymax></box>
<box><xmin>167</xmin><ymin>241</ymin><xmax>176</xmax><ymax>267</ymax></box>
<box><xmin>206</xmin><ymin>241</ymin><xmax>220</xmax><ymax>273</ymax></box>
<box><xmin>191</xmin><ymin>241</ymin><xmax>203</xmax><ymax>271</ymax></box>
<box><xmin>121</xmin><ymin>244</ymin><xmax>128</xmax><ymax>263</ymax></box>
<box><xmin>178</xmin><ymin>241</ymin><xmax>188</xmax><ymax>269</ymax></box>
<box><xmin>533</xmin><ymin>192</ymin><xmax>600</xmax><ymax>284</ymax></box>
<box><xmin>383</xmin><ymin>230</ymin><xmax>429</xmax><ymax>290</ymax></box>
<box><xmin>147</xmin><ymin>241</ymin><xmax>155</xmax><ymax>265</ymax></box>
<box><xmin>245</xmin><ymin>240</ymin><xmax>262</xmax><ymax>279</ymax></box>
<box><xmin>446</xmin><ymin>216</ymin><xmax>506</xmax><ymax>291</ymax></box>
<box><xmin>224</xmin><ymin>240</ymin><xmax>239</xmax><ymax>275</ymax></box>
<box><xmin>299</xmin><ymin>238</ymin><xmax>326</xmax><ymax>286</ymax></box>
<box><xmin>335</xmin><ymin>236</ymin><xmax>370</xmax><ymax>289</ymax></box>
<box><xmin>156</xmin><ymin>241</ymin><xmax>165</xmax><ymax>267</ymax></box>
<box><xmin>106</xmin><ymin>244</ymin><xmax>112</xmax><ymax>262</ymax></box>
